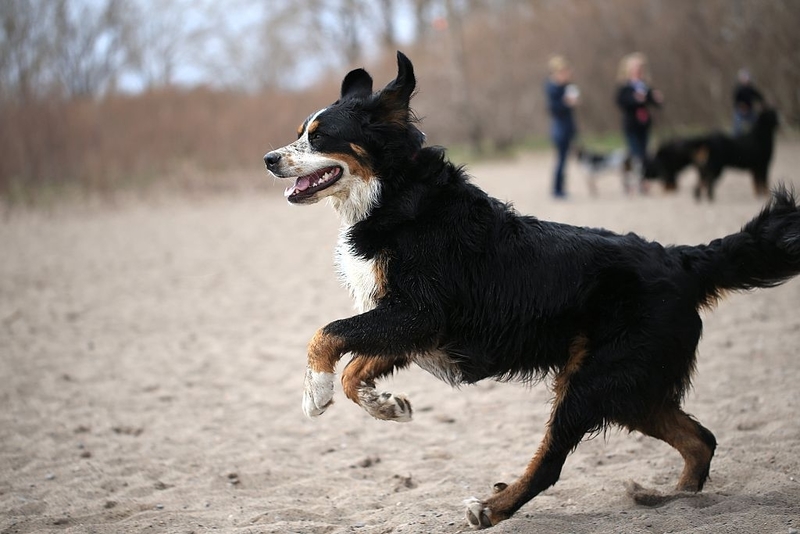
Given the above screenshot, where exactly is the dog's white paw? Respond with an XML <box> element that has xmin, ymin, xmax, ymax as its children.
<box><xmin>302</xmin><ymin>368</ymin><xmax>335</xmax><ymax>418</ymax></box>
<box><xmin>357</xmin><ymin>387</ymin><xmax>413</xmax><ymax>422</ymax></box>
<box><xmin>464</xmin><ymin>497</ymin><xmax>493</xmax><ymax>529</ymax></box>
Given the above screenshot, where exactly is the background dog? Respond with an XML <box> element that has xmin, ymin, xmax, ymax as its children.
<box><xmin>264</xmin><ymin>53</ymin><xmax>800</xmax><ymax>529</ymax></box>
<box><xmin>575</xmin><ymin>147</ymin><xmax>626</xmax><ymax>196</ymax></box>
<box><xmin>651</xmin><ymin>109</ymin><xmax>779</xmax><ymax>200</ymax></box>
<box><xmin>693</xmin><ymin>108</ymin><xmax>779</xmax><ymax>200</ymax></box>
<box><xmin>649</xmin><ymin>137</ymin><xmax>706</xmax><ymax>191</ymax></box>
<box><xmin>575</xmin><ymin>147</ymin><xmax>661</xmax><ymax>196</ymax></box>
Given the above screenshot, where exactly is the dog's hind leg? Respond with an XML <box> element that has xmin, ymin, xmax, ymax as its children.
<box><xmin>628</xmin><ymin>405</ymin><xmax>717</xmax><ymax>493</ymax></box>
<box><xmin>752</xmin><ymin>169</ymin><xmax>769</xmax><ymax>197</ymax></box>
<box><xmin>587</xmin><ymin>171</ymin><xmax>598</xmax><ymax>197</ymax></box>
<box><xmin>341</xmin><ymin>355</ymin><xmax>413</xmax><ymax>422</ymax></box>
<box><xmin>693</xmin><ymin>180</ymin><xmax>703</xmax><ymax>201</ymax></box>
<box><xmin>707</xmin><ymin>176</ymin><xmax>718</xmax><ymax>202</ymax></box>
<box><xmin>695</xmin><ymin>171</ymin><xmax>717</xmax><ymax>202</ymax></box>
<box><xmin>465</xmin><ymin>338</ymin><xmax>602</xmax><ymax>528</ymax></box>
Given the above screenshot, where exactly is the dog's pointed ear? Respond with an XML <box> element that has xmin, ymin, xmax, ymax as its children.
<box><xmin>378</xmin><ymin>51</ymin><xmax>416</xmax><ymax>111</ymax></box>
<box><xmin>341</xmin><ymin>68</ymin><xmax>373</xmax><ymax>100</ymax></box>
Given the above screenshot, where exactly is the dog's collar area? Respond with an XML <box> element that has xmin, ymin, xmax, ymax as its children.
<box><xmin>284</xmin><ymin>166</ymin><xmax>343</xmax><ymax>201</ymax></box>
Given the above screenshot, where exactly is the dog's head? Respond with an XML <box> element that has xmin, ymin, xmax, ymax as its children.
<box><xmin>755</xmin><ymin>108</ymin><xmax>779</xmax><ymax>132</ymax></box>
<box><xmin>264</xmin><ymin>51</ymin><xmax>425</xmax><ymax>223</ymax></box>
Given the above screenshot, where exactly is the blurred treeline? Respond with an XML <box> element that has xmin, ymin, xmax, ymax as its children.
<box><xmin>1</xmin><ymin>0</ymin><xmax>799</xmax><ymax>197</ymax></box>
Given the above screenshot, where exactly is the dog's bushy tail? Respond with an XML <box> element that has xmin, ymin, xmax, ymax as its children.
<box><xmin>676</xmin><ymin>186</ymin><xmax>800</xmax><ymax>306</ymax></box>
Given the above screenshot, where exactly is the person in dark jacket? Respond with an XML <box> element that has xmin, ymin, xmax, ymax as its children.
<box><xmin>732</xmin><ymin>69</ymin><xmax>764</xmax><ymax>136</ymax></box>
<box><xmin>545</xmin><ymin>56</ymin><xmax>579</xmax><ymax>199</ymax></box>
<box><xmin>616</xmin><ymin>53</ymin><xmax>662</xmax><ymax>193</ymax></box>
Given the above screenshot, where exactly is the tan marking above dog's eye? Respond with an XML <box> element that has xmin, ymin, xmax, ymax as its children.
<box><xmin>296</xmin><ymin>122</ymin><xmax>305</xmax><ymax>138</ymax></box>
<box><xmin>350</xmin><ymin>144</ymin><xmax>368</xmax><ymax>158</ymax></box>
<box><xmin>307</xmin><ymin>121</ymin><xmax>319</xmax><ymax>135</ymax></box>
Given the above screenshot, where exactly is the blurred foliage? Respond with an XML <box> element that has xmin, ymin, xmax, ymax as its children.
<box><xmin>1</xmin><ymin>0</ymin><xmax>798</xmax><ymax>199</ymax></box>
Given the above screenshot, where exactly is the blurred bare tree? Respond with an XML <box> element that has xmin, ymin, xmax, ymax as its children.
<box><xmin>0</xmin><ymin>1</ymin><xmax>59</xmax><ymax>100</ymax></box>
<box><xmin>2</xmin><ymin>0</ymin><xmax>799</xmax><ymax>197</ymax></box>
<box><xmin>52</xmin><ymin>0</ymin><xmax>136</xmax><ymax>97</ymax></box>
<box><xmin>129</xmin><ymin>0</ymin><xmax>215</xmax><ymax>88</ymax></box>
<box><xmin>0</xmin><ymin>0</ymin><xmax>138</xmax><ymax>99</ymax></box>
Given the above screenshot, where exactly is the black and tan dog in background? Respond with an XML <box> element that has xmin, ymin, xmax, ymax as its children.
<box><xmin>651</xmin><ymin>108</ymin><xmax>779</xmax><ymax>200</ymax></box>
<box><xmin>264</xmin><ymin>52</ymin><xmax>800</xmax><ymax>529</ymax></box>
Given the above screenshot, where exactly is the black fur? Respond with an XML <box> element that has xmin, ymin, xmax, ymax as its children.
<box><xmin>694</xmin><ymin>109</ymin><xmax>778</xmax><ymax>200</ymax></box>
<box><xmin>268</xmin><ymin>52</ymin><xmax>800</xmax><ymax>528</ymax></box>
<box><xmin>650</xmin><ymin>137</ymin><xmax>707</xmax><ymax>190</ymax></box>
<box><xmin>651</xmin><ymin>110</ymin><xmax>778</xmax><ymax>200</ymax></box>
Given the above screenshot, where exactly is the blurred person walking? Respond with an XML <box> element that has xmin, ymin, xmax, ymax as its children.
<box><xmin>616</xmin><ymin>53</ymin><xmax>662</xmax><ymax>193</ymax></box>
<box><xmin>545</xmin><ymin>56</ymin><xmax>579</xmax><ymax>199</ymax></box>
<box><xmin>732</xmin><ymin>69</ymin><xmax>764</xmax><ymax>136</ymax></box>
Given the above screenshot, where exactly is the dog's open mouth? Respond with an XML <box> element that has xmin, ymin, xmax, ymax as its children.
<box><xmin>284</xmin><ymin>166</ymin><xmax>343</xmax><ymax>202</ymax></box>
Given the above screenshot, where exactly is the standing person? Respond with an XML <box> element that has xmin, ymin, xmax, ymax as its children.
<box><xmin>732</xmin><ymin>69</ymin><xmax>764</xmax><ymax>135</ymax></box>
<box><xmin>545</xmin><ymin>56</ymin><xmax>579</xmax><ymax>199</ymax></box>
<box><xmin>616</xmin><ymin>53</ymin><xmax>662</xmax><ymax>193</ymax></box>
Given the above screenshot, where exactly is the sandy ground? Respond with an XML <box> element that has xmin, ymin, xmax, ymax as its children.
<box><xmin>2</xmin><ymin>143</ymin><xmax>800</xmax><ymax>534</ymax></box>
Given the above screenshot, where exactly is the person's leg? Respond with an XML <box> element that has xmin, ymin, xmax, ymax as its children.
<box><xmin>623</xmin><ymin>129</ymin><xmax>643</xmax><ymax>194</ymax></box>
<box><xmin>553</xmin><ymin>133</ymin><xmax>569</xmax><ymax>197</ymax></box>
<box><xmin>734</xmin><ymin>110</ymin><xmax>755</xmax><ymax>136</ymax></box>
<box><xmin>733</xmin><ymin>111</ymin><xmax>744</xmax><ymax>136</ymax></box>
<box><xmin>743</xmin><ymin>110</ymin><xmax>756</xmax><ymax>133</ymax></box>
<box><xmin>637</xmin><ymin>129</ymin><xmax>650</xmax><ymax>192</ymax></box>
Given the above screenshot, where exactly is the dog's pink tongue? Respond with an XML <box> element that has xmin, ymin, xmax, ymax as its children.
<box><xmin>284</xmin><ymin>176</ymin><xmax>311</xmax><ymax>197</ymax></box>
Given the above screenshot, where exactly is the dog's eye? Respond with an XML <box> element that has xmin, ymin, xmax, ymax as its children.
<box><xmin>309</xmin><ymin>132</ymin><xmax>323</xmax><ymax>143</ymax></box>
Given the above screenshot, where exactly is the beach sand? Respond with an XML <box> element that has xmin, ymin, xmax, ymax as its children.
<box><xmin>2</xmin><ymin>144</ymin><xmax>799</xmax><ymax>533</ymax></box>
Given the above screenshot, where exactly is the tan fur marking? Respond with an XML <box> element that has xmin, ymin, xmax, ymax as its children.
<box><xmin>552</xmin><ymin>335</ymin><xmax>589</xmax><ymax>406</ymax></box>
<box><xmin>307</xmin><ymin>120</ymin><xmax>319</xmax><ymax>135</ymax></box>
<box><xmin>482</xmin><ymin>430</ymin><xmax>554</xmax><ymax>524</ymax></box>
<box><xmin>350</xmin><ymin>143</ymin><xmax>368</xmax><ymax>158</ymax></box>
<box><xmin>296</xmin><ymin>122</ymin><xmax>305</xmax><ymax>137</ymax></box>
<box><xmin>331</xmin><ymin>152</ymin><xmax>374</xmax><ymax>183</ymax></box>
<box><xmin>478</xmin><ymin>336</ymin><xmax>589</xmax><ymax>525</ymax></box>
<box><xmin>630</xmin><ymin>409</ymin><xmax>714</xmax><ymax>492</ymax></box>
<box><xmin>692</xmin><ymin>146</ymin><xmax>710</xmax><ymax>166</ymax></box>
<box><xmin>372</xmin><ymin>255</ymin><xmax>389</xmax><ymax>301</ymax></box>
<box><xmin>341</xmin><ymin>355</ymin><xmax>400</xmax><ymax>403</ymax></box>
<box><xmin>307</xmin><ymin>330</ymin><xmax>346</xmax><ymax>374</ymax></box>
<box><xmin>700</xmin><ymin>288</ymin><xmax>731</xmax><ymax>311</ymax></box>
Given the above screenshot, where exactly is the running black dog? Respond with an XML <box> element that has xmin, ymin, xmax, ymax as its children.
<box><xmin>264</xmin><ymin>53</ymin><xmax>800</xmax><ymax>529</ymax></box>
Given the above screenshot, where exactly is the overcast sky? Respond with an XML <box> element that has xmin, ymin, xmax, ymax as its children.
<box><xmin>117</xmin><ymin>0</ymin><xmax>419</xmax><ymax>92</ymax></box>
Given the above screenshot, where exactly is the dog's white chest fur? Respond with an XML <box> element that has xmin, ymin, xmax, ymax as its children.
<box><xmin>335</xmin><ymin>227</ymin><xmax>380</xmax><ymax>313</ymax></box>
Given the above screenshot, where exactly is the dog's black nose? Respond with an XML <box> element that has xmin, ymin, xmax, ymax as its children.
<box><xmin>264</xmin><ymin>151</ymin><xmax>281</xmax><ymax>168</ymax></box>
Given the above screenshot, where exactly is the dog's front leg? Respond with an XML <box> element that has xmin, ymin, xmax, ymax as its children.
<box><xmin>341</xmin><ymin>355</ymin><xmax>412</xmax><ymax>422</ymax></box>
<box><xmin>302</xmin><ymin>304</ymin><xmax>440</xmax><ymax>420</ymax></box>
<box><xmin>301</xmin><ymin>329</ymin><xmax>345</xmax><ymax>417</ymax></box>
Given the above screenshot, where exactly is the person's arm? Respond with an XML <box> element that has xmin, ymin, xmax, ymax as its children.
<box><xmin>616</xmin><ymin>85</ymin><xmax>639</xmax><ymax>110</ymax></box>
<box><xmin>733</xmin><ymin>85</ymin><xmax>743</xmax><ymax>106</ymax></box>
<box><xmin>647</xmin><ymin>88</ymin><xmax>663</xmax><ymax>108</ymax></box>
